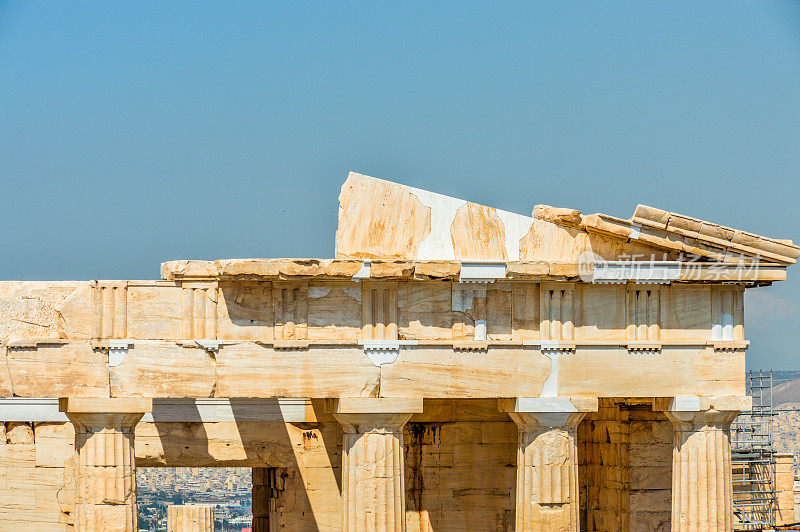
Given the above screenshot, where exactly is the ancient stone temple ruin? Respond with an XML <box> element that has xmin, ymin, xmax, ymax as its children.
<box><xmin>0</xmin><ymin>172</ymin><xmax>797</xmax><ymax>531</ymax></box>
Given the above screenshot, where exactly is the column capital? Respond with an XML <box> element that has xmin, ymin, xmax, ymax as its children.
<box><xmin>329</xmin><ymin>398</ymin><xmax>423</xmax><ymax>432</ymax></box>
<box><xmin>61</xmin><ymin>398</ymin><xmax>152</xmax><ymax>431</ymax></box>
<box><xmin>59</xmin><ymin>397</ymin><xmax>153</xmax><ymax>414</ymax></box>
<box><xmin>499</xmin><ymin>397</ymin><xmax>597</xmax><ymax>429</ymax></box>
<box><xmin>652</xmin><ymin>395</ymin><xmax>750</xmax><ymax>413</ymax></box>
<box><xmin>654</xmin><ymin>395</ymin><xmax>748</xmax><ymax>431</ymax></box>
<box><xmin>327</xmin><ymin>397</ymin><xmax>423</xmax><ymax>414</ymax></box>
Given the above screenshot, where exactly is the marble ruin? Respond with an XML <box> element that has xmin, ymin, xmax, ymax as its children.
<box><xmin>0</xmin><ymin>171</ymin><xmax>797</xmax><ymax>531</ymax></box>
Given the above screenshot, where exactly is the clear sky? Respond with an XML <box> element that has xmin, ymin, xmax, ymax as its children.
<box><xmin>1</xmin><ymin>2</ymin><xmax>799</xmax><ymax>369</ymax></box>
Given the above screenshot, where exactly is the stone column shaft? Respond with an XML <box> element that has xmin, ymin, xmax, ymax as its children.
<box><xmin>662</xmin><ymin>397</ymin><xmax>747</xmax><ymax>532</ymax></box>
<box><xmin>331</xmin><ymin>398</ymin><xmax>423</xmax><ymax>532</ymax></box>
<box><xmin>501</xmin><ymin>397</ymin><xmax>598</xmax><ymax>532</ymax></box>
<box><xmin>167</xmin><ymin>504</ymin><xmax>215</xmax><ymax>532</ymax></box>
<box><xmin>61</xmin><ymin>398</ymin><xmax>150</xmax><ymax>532</ymax></box>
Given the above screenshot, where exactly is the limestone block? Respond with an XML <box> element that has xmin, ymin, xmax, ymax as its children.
<box><xmin>215</xmin><ymin>344</ymin><xmax>380</xmax><ymax>398</ymax></box>
<box><xmin>486</xmin><ymin>286</ymin><xmax>512</xmax><ymax>340</ymax></box>
<box><xmin>0</xmin><ymin>443</ymin><xmax>35</xmax><ymax>466</ymax></box>
<box><xmin>532</xmin><ymin>205</ymin><xmax>583</xmax><ymax>226</ymax></box>
<box><xmin>370</xmin><ymin>260</ymin><xmax>415</xmax><ymax>279</ymax></box>
<box><xmin>412</xmin><ymin>261</ymin><xmax>460</xmax><ymax>280</ymax></box>
<box><xmin>34</xmin><ymin>422</ymin><xmax>74</xmax><ymax>467</ymax></box>
<box><xmin>629</xmin><ymin>509</ymin><xmax>670</xmax><ymax>532</ymax></box>
<box><xmin>6</xmin><ymin>465</ymin><xmax>64</xmax><ymax>490</ymax></box>
<box><xmin>218</xmin><ymin>259</ymin><xmax>279</xmax><ymax>278</ymax></box>
<box><xmin>451</xmin><ymin>203</ymin><xmax>508</xmax><ymax>260</ymax></box>
<box><xmin>126</xmin><ymin>285</ymin><xmax>183</xmax><ymax>339</ymax></box>
<box><xmin>511</xmin><ymin>283</ymin><xmax>539</xmax><ymax>340</ymax></box>
<box><xmin>54</xmin><ymin>283</ymin><xmax>92</xmax><ymax>339</ymax></box>
<box><xmin>217</xmin><ymin>281</ymin><xmax>273</xmax><ymax>340</ymax></box>
<box><xmin>558</xmin><ymin>346</ymin><xmax>744</xmax><ymax>398</ymax></box>
<box><xmin>135</xmin><ymin>421</ymin><xmax>341</xmax><ymax>469</ymax></box>
<box><xmin>398</xmin><ymin>283</ymin><xmax>453</xmax><ymax>340</ymax></box>
<box><xmin>161</xmin><ymin>260</ymin><xmax>217</xmax><ymax>281</ymax></box>
<box><xmin>308</xmin><ymin>284</ymin><xmax>361</xmax><ymax>341</ymax></box>
<box><xmin>0</xmin><ymin>282</ymin><xmax>84</xmax><ymax>340</ymax></box>
<box><xmin>277</xmin><ymin>259</ymin><xmax>327</xmax><ymax>278</ymax></box>
<box><xmin>575</xmin><ymin>284</ymin><xmax>626</xmax><ymax>340</ymax></box>
<box><xmin>0</xmin><ymin>489</ymin><xmax>36</xmax><ymax>519</ymax></box>
<box><xmin>7</xmin><ymin>422</ymin><xmax>33</xmax><ymax>444</ymax></box>
<box><xmin>167</xmin><ymin>504</ymin><xmax>214</xmax><ymax>532</ymax></box>
<box><xmin>335</xmin><ymin>172</ymin><xmax>431</xmax><ymax>260</ymax></box>
<box><xmin>5</xmin><ymin>342</ymin><xmax>109</xmax><ymax>398</ymax></box>
<box><xmin>109</xmin><ymin>341</ymin><xmax>216</xmax><ymax>398</ymax></box>
<box><xmin>379</xmin><ymin>348</ymin><xmax>550</xmax><ymax>398</ymax></box>
<box><xmin>659</xmin><ymin>285</ymin><xmax>712</xmax><ymax>340</ymax></box>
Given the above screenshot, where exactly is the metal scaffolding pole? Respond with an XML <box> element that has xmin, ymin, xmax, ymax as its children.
<box><xmin>731</xmin><ymin>370</ymin><xmax>778</xmax><ymax>530</ymax></box>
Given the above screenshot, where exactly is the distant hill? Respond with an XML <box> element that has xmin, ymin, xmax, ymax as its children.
<box><xmin>773</xmin><ymin>370</ymin><xmax>800</xmax><ymax>388</ymax></box>
<box><xmin>769</xmin><ymin>373</ymin><xmax>800</xmax><ymax>474</ymax></box>
<box><xmin>773</xmin><ymin>378</ymin><xmax>800</xmax><ymax>407</ymax></box>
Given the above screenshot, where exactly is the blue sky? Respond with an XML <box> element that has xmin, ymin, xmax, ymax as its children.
<box><xmin>1</xmin><ymin>2</ymin><xmax>799</xmax><ymax>368</ymax></box>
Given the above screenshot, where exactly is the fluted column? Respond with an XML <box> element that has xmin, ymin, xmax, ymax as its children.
<box><xmin>61</xmin><ymin>398</ymin><xmax>151</xmax><ymax>532</ymax></box>
<box><xmin>167</xmin><ymin>504</ymin><xmax>215</xmax><ymax>532</ymax></box>
<box><xmin>331</xmin><ymin>398</ymin><xmax>423</xmax><ymax>532</ymax></box>
<box><xmin>661</xmin><ymin>396</ymin><xmax>749</xmax><ymax>532</ymax></box>
<box><xmin>500</xmin><ymin>397</ymin><xmax>598</xmax><ymax>532</ymax></box>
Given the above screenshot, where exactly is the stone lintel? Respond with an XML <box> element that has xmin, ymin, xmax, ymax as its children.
<box><xmin>499</xmin><ymin>396</ymin><xmax>599</xmax><ymax>414</ymax></box>
<box><xmin>652</xmin><ymin>395</ymin><xmax>751</xmax><ymax>413</ymax></box>
<box><xmin>59</xmin><ymin>397</ymin><xmax>153</xmax><ymax>414</ymax></box>
<box><xmin>328</xmin><ymin>397</ymin><xmax>424</xmax><ymax>415</ymax></box>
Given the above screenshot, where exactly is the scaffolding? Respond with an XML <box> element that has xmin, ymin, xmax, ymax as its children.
<box><xmin>731</xmin><ymin>370</ymin><xmax>777</xmax><ymax>530</ymax></box>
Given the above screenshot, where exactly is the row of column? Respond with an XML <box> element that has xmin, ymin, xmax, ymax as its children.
<box><xmin>59</xmin><ymin>395</ymin><xmax>748</xmax><ymax>532</ymax></box>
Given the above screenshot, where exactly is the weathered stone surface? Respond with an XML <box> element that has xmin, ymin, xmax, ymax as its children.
<box><xmin>412</xmin><ymin>261</ymin><xmax>460</xmax><ymax>280</ymax></box>
<box><xmin>6</xmin><ymin>422</ymin><xmax>33</xmax><ymax>445</ymax></box>
<box><xmin>333</xmin><ymin>402</ymin><xmax>416</xmax><ymax>532</ymax></box>
<box><xmin>110</xmin><ymin>342</ymin><xmax>216</xmax><ymax>398</ymax></box>
<box><xmin>532</xmin><ymin>204</ymin><xmax>583</xmax><ymax>226</ymax></box>
<box><xmin>509</xmin><ymin>412</ymin><xmax>585</xmax><ymax>531</ymax></box>
<box><xmin>367</xmin><ymin>260</ymin><xmax>413</xmax><ymax>279</ymax></box>
<box><xmin>0</xmin><ymin>171</ymin><xmax>795</xmax><ymax>531</ymax></box>
<box><xmin>5</xmin><ymin>342</ymin><xmax>109</xmax><ymax>398</ymax></box>
<box><xmin>665</xmin><ymin>408</ymin><xmax>739</xmax><ymax>532</ymax></box>
<box><xmin>215</xmin><ymin>345</ymin><xmax>380</xmax><ymax>398</ymax></box>
<box><xmin>217</xmin><ymin>258</ymin><xmax>279</xmax><ymax>278</ymax></box>
<box><xmin>380</xmin><ymin>348</ymin><xmax>551</xmax><ymax>398</ymax></box>
<box><xmin>167</xmin><ymin>504</ymin><xmax>214</xmax><ymax>532</ymax></box>
<box><xmin>161</xmin><ymin>260</ymin><xmax>217</xmax><ymax>281</ymax></box>
<box><xmin>451</xmin><ymin>203</ymin><xmax>508</xmax><ymax>260</ymax></box>
<box><xmin>66</xmin><ymin>410</ymin><xmax>146</xmax><ymax>532</ymax></box>
<box><xmin>0</xmin><ymin>282</ymin><xmax>84</xmax><ymax>340</ymax></box>
<box><xmin>336</xmin><ymin>172</ymin><xmax>431</xmax><ymax>259</ymax></box>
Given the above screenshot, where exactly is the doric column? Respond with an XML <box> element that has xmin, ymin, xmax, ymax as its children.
<box><xmin>660</xmin><ymin>396</ymin><xmax>750</xmax><ymax>532</ymax></box>
<box><xmin>60</xmin><ymin>398</ymin><xmax>151</xmax><ymax>532</ymax></box>
<box><xmin>331</xmin><ymin>398</ymin><xmax>423</xmax><ymax>532</ymax></box>
<box><xmin>167</xmin><ymin>504</ymin><xmax>215</xmax><ymax>532</ymax></box>
<box><xmin>500</xmin><ymin>397</ymin><xmax>599</xmax><ymax>532</ymax></box>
